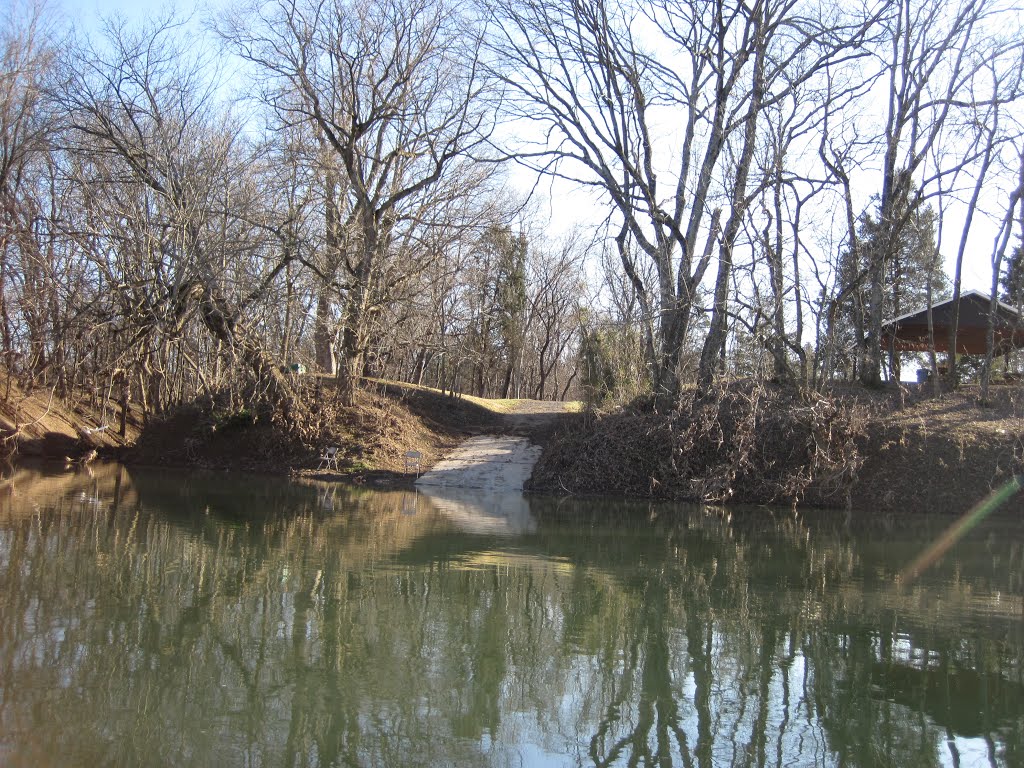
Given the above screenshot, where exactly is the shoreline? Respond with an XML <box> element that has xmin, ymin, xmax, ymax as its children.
<box><xmin>2</xmin><ymin>378</ymin><xmax>1021</xmax><ymax>516</ymax></box>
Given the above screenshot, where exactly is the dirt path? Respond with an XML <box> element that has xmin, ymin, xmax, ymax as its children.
<box><xmin>499</xmin><ymin>399</ymin><xmax>579</xmax><ymax>439</ymax></box>
<box><xmin>503</xmin><ymin>400</ymin><xmax>578</xmax><ymax>416</ymax></box>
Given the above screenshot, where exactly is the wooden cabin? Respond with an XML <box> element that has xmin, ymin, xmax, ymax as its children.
<box><xmin>881</xmin><ymin>290</ymin><xmax>1024</xmax><ymax>355</ymax></box>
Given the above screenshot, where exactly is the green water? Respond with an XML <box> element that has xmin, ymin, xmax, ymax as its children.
<box><xmin>0</xmin><ymin>464</ymin><xmax>1021</xmax><ymax>767</ymax></box>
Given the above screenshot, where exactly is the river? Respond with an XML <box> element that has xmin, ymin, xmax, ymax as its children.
<box><xmin>0</xmin><ymin>463</ymin><xmax>1020</xmax><ymax>767</ymax></box>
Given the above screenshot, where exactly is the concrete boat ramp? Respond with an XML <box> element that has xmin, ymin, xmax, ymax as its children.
<box><xmin>415</xmin><ymin>435</ymin><xmax>542</xmax><ymax>492</ymax></box>
<box><xmin>414</xmin><ymin>435</ymin><xmax>542</xmax><ymax>536</ymax></box>
<box><xmin>412</xmin><ymin>399</ymin><xmax>575</xmax><ymax>529</ymax></box>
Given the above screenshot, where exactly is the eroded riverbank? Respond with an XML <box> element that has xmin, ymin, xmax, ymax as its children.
<box><xmin>1</xmin><ymin>376</ymin><xmax>1020</xmax><ymax>515</ymax></box>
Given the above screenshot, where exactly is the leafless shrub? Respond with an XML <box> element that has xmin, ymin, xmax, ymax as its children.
<box><xmin>530</xmin><ymin>383</ymin><xmax>868</xmax><ymax>506</ymax></box>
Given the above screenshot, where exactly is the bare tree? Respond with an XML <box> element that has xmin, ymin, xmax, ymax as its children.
<box><xmin>524</xmin><ymin>234</ymin><xmax>585</xmax><ymax>399</ymax></box>
<box><xmin>57</xmin><ymin>15</ymin><xmax>312</xmax><ymax>423</ymax></box>
<box><xmin>855</xmin><ymin>0</ymin><xmax>1022</xmax><ymax>386</ymax></box>
<box><xmin>981</xmin><ymin>146</ymin><xmax>1024</xmax><ymax>402</ymax></box>
<box><xmin>487</xmin><ymin>0</ymin><xmax>875</xmax><ymax>399</ymax></box>
<box><xmin>220</xmin><ymin>0</ymin><xmax>496</xmax><ymax>404</ymax></box>
<box><xmin>0</xmin><ymin>0</ymin><xmax>58</xmax><ymax>383</ymax></box>
<box><xmin>939</xmin><ymin>55</ymin><xmax>1024</xmax><ymax>385</ymax></box>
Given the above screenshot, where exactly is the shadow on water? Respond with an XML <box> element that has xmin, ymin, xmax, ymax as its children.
<box><xmin>0</xmin><ymin>464</ymin><xmax>1021</xmax><ymax>767</ymax></box>
<box><xmin>864</xmin><ymin>659</ymin><xmax>1024</xmax><ymax>738</ymax></box>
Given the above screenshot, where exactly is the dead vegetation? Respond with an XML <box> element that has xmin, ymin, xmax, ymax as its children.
<box><xmin>127</xmin><ymin>377</ymin><xmax>477</xmax><ymax>479</ymax></box>
<box><xmin>529</xmin><ymin>381</ymin><xmax>1024</xmax><ymax>513</ymax></box>
<box><xmin>529</xmin><ymin>381</ymin><xmax>869</xmax><ymax>506</ymax></box>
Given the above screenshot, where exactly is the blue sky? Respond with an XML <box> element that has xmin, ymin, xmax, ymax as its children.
<box><xmin>55</xmin><ymin>0</ymin><xmax>167</xmax><ymax>26</ymax></box>
<box><xmin>51</xmin><ymin>0</ymin><xmax>223</xmax><ymax>36</ymax></box>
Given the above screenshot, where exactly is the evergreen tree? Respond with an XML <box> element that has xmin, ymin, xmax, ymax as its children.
<box><xmin>834</xmin><ymin>196</ymin><xmax>948</xmax><ymax>381</ymax></box>
<box><xmin>1001</xmin><ymin>242</ymin><xmax>1024</xmax><ymax>308</ymax></box>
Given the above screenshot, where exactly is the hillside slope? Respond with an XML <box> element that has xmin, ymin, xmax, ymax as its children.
<box><xmin>0</xmin><ymin>377</ymin><xmax>140</xmax><ymax>459</ymax></box>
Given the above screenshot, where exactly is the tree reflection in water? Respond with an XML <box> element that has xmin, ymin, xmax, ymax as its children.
<box><xmin>0</xmin><ymin>463</ymin><xmax>1020</xmax><ymax>767</ymax></box>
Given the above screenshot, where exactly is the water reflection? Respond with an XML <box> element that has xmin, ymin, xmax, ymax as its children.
<box><xmin>0</xmin><ymin>464</ymin><xmax>1020</xmax><ymax>767</ymax></box>
<box><xmin>419</xmin><ymin>488</ymin><xmax>538</xmax><ymax>535</ymax></box>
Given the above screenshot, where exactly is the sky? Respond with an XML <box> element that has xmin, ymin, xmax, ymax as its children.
<box><xmin>57</xmin><ymin>0</ymin><xmax>202</xmax><ymax>23</ymax></box>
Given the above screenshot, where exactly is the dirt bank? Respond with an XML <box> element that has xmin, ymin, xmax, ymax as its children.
<box><xmin>528</xmin><ymin>384</ymin><xmax>1024</xmax><ymax>515</ymax></box>
<box><xmin>851</xmin><ymin>387</ymin><xmax>1023</xmax><ymax>513</ymax></box>
<box><xmin>0</xmin><ymin>376</ymin><xmax>140</xmax><ymax>460</ymax></box>
<box><xmin>126</xmin><ymin>379</ymin><xmax>578</xmax><ymax>487</ymax></box>
<box><xmin>2</xmin><ymin>373</ymin><xmax>1019</xmax><ymax>515</ymax></box>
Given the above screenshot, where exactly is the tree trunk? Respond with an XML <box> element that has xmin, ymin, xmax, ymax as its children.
<box><xmin>697</xmin><ymin>241</ymin><xmax>734</xmax><ymax>393</ymax></box>
<box><xmin>698</xmin><ymin>20</ymin><xmax>766</xmax><ymax>393</ymax></box>
<box><xmin>337</xmin><ymin>339</ymin><xmax>362</xmax><ymax>406</ymax></box>
<box><xmin>501</xmin><ymin>363</ymin><xmax>514</xmax><ymax>400</ymax></box>
<box><xmin>118</xmin><ymin>371</ymin><xmax>129</xmax><ymax>438</ymax></box>
<box><xmin>336</xmin><ymin>279</ymin><xmax>370</xmax><ymax>406</ymax></box>
<box><xmin>410</xmin><ymin>346</ymin><xmax>428</xmax><ymax>385</ymax></box>
<box><xmin>199</xmin><ymin>288</ymin><xmax>310</xmax><ymax>423</ymax></box>
<box><xmin>764</xmin><ymin>216</ymin><xmax>793</xmax><ymax>384</ymax></box>
<box><xmin>860</xmin><ymin>258</ymin><xmax>886</xmax><ymax>387</ymax></box>
<box><xmin>314</xmin><ymin>290</ymin><xmax>336</xmax><ymax>375</ymax></box>
<box><xmin>656</xmin><ymin>297</ymin><xmax>687</xmax><ymax>400</ymax></box>
<box><xmin>316</xmin><ymin>166</ymin><xmax>344</xmax><ymax>375</ymax></box>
